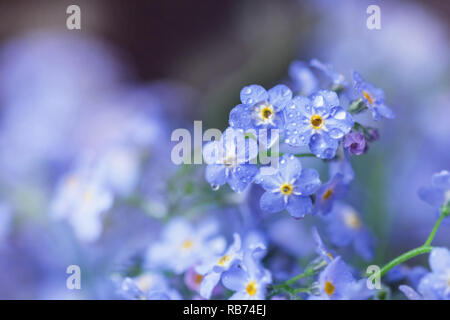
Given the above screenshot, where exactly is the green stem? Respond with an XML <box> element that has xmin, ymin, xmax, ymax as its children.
<box><xmin>379</xmin><ymin>246</ymin><xmax>433</xmax><ymax>278</ymax></box>
<box><xmin>377</xmin><ymin>207</ymin><xmax>448</xmax><ymax>278</ymax></box>
<box><xmin>274</xmin><ymin>268</ymin><xmax>316</xmax><ymax>289</ymax></box>
<box><xmin>424</xmin><ymin>212</ymin><xmax>446</xmax><ymax>247</ymax></box>
<box><xmin>292</xmin><ymin>287</ymin><xmax>311</xmax><ymax>294</ymax></box>
<box><xmin>267</xmin><ymin>151</ymin><xmax>315</xmax><ymax>158</ymax></box>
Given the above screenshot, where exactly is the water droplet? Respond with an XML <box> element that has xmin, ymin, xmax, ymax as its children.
<box><xmin>244</xmin><ymin>87</ymin><xmax>252</xmax><ymax>94</ymax></box>
<box><xmin>211</xmin><ymin>184</ymin><xmax>220</xmax><ymax>191</ymax></box>
<box><xmin>280</xmin><ymin>159</ymin><xmax>286</xmax><ymax>165</ymax></box>
<box><xmin>333</xmin><ymin>110</ymin><xmax>347</xmax><ymax>120</ymax></box>
<box><xmin>329</xmin><ymin>128</ymin><xmax>344</xmax><ymax>139</ymax></box>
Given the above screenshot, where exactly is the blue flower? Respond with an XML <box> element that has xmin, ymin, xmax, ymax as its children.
<box><xmin>352</xmin><ymin>71</ymin><xmax>395</xmax><ymax>121</ymax></box>
<box><xmin>312</xmin><ymin>227</ymin><xmax>334</xmax><ymax>264</ymax></box>
<box><xmin>222</xmin><ymin>241</ymin><xmax>272</xmax><ymax>300</ymax></box>
<box><xmin>324</xmin><ymin>201</ymin><xmax>375</xmax><ymax>261</ymax></box>
<box><xmin>257</xmin><ymin>154</ymin><xmax>321</xmax><ymax>219</ymax></box>
<box><xmin>145</xmin><ymin>218</ymin><xmax>226</xmax><ymax>274</ymax></box>
<box><xmin>329</xmin><ymin>149</ymin><xmax>354</xmax><ymax>185</ymax></box>
<box><xmin>400</xmin><ymin>247</ymin><xmax>450</xmax><ymax>300</ymax></box>
<box><xmin>229</xmin><ymin>84</ymin><xmax>292</xmax><ymax>135</ymax></box>
<box><xmin>118</xmin><ymin>273</ymin><xmax>181</xmax><ymax>300</ymax></box>
<box><xmin>50</xmin><ymin>161</ymin><xmax>114</xmax><ymax>243</ymax></box>
<box><xmin>418</xmin><ymin>170</ymin><xmax>450</xmax><ymax>212</ymax></box>
<box><xmin>203</xmin><ymin>127</ymin><xmax>259</xmax><ymax>192</ymax></box>
<box><xmin>313</xmin><ymin>173</ymin><xmax>347</xmax><ymax>215</ymax></box>
<box><xmin>284</xmin><ymin>90</ymin><xmax>354</xmax><ymax>159</ymax></box>
<box><xmin>288</xmin><ymin>61</ymin><xmax>318</xmax><ymax>96</ymax></box>
<box><xmin>309</xmin><ymin>256</ymin><xmax>373</xmax><ymax>300</ymax></box>
<box><xmin>418</xmin><ymin>247</ymin><xmax>450</xmax><ymax>299</ymax></box>
<box><xmin>310</xmin><ymin>59</ymin><xmax>348</xmax><ymax>91</ymax></box>
<box><xmin>195</xmin><ymin>234</ymin><xmax>243</xmax><ymax>299</ymax></box>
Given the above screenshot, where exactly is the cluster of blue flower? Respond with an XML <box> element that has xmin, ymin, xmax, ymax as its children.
<box><xmin>1</xmin><ymin>30</ymin><xmax>448</xmax><ymax>300</ymax></box>
<box><xmin>135</xmin><ymin>59</ymin><xmax>449</xmax><ymax>300</ymax></box>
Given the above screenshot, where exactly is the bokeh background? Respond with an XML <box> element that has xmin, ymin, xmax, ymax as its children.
<box><xmin>0</xmin><ymin>0</ymin><xmax>449</xmax><ymax>299</ymax></box>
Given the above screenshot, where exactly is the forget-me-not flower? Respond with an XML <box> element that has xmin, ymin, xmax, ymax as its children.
<box><xmin>50</xmin><ymin>162</ymin><xmax>114</xmax><ymax>243</ymax></box>
<box><xmin>352</xmin><ymin>71</ymin><xmax>395</xmax><ymax>121</ymax></box>
<box><xmin>118</xmin><ymin>273</ymin><xmax>181</xmax><ymax>300</ymax></box>
<box><xmin>229</xmin><ymin>84</ymin><xmax>292</xmax><ymax>134</ymax></box>
<box><xmin>222</xmin><ymin>241</ymin><xmax>271</xmax><ymax>300</ymax></box>
<box><xmin>257</xmin><ymin>154</ymin><xmax>321</xmax><ymax>219</ymax></box>
<box><xmin>288</xmin><ymin>61</ymin><xmax>318</xmax><ymax>96</ymax></box>
<box><xmin>145</xmin><ymin>218</ymin><xmax>226</xmax><ymax>274</ymax></box>
<box><xmin>313</xmin><ymin>173</ymin><xmax>347</xmax><ymax>215</ymax></box>
<box><xmin>312</xmin><ymin>227</ymin><xmax>334</xmax><ymax>264</ymax></box>
<box><xmin>329</xmin><ymin>149</ymin><xmax>354</xmax><ymax>185</ymax></box>
<box><xmin>203</xmin><ymin>127</ymin><xmax>258</xmax><ymax>192</ymax></box>
<box><xmin>400</xmin><ymin>247</ymin><xmax>450</xmax><ymax>300</ymax></box>
<box><xmin>419</xmin><ymin>170</ymin><xmax>450</xmax><ymax>214</ymax></box>
<box><xmin>309</xmin><ymin>256</ymin><xmax>373</xmax><ymax>300</ymax></box>
<box><xmin>284</xmin><ymin>90</ymin><xmax>354</xmax><ymax>159</ymax></box>
<box><xmin>310</xmin><ymin>59</ymin><xmax>348</xmax><ymax>91</ymax></box>
<box><xmin>324</xmin><ymin>202</ymin><xmax>375</xmax><ymax>261</ymax></box>
<box><xmin>195</xmin><ymin>234</ymin><xmax>243</xmax><ymax>299</ymax></box>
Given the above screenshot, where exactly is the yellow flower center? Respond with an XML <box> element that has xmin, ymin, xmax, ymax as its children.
<box><xmin>327</xmin><ymin>253</ymin><xmax>334</xmax><ymax>261</ymax></box>
<box><xmin>181</xmin><ymin>240</ymin><xmax>194</xmax><ymax>250</ymax></box>
<box><xmin>344</xmin><ymin>210</ymin><xmax>362</xmax><ymax>229</ymax></box>
<box><xmin>323</xmin><ymin>188</ymin><xmax>333</xmax><ymax>200</ymax></box>
<box><xmin>246</xmin><ymin>281</ymin><xmax>257</xmax><ymax>296</ymax></box>
<box><xmin>280</xmin><ymin>183</ymin><xmax>293</xmax><ymax>196</ymax></box>
<box><xmin>194</xmin><ymin>274</ymin><xmax>203</xmax><ymax>284</ymax></box>
<box><xmin>310</xmin><ymin>114</ymin><xmax>324</xmax><ymax>130</ymax></box>
<box><xmin>66</xmin><ymin>176</ymin><xmax>79</xmax><ymax>189</ymax></box>
<box><xmin>223</xmin><ymin>155</ymin><xmax>237</xmax><ymax>168</ymax></box>
<box><xmin>324</xmin><ymin>281</ymin><xmax>335</xmax><ymax>296</ymax></box>
<box><xmin>261</xmin><ymin>106</ymin><xmax>274</xmax><ymax>120</ymax></box>
<box><xmin>83</xmin><ymin>190</ymin><xmax>94</xmax><ymax>202</ymax></box>
<box><xmin>136</xmin><ymin>274</ymin><xmax>154</xmax><ymax>293</ymax></box>
<box><xmin>363</xmin><ymin>90</ymin><xmax>374</xmax><ymax>105</ymax></box>
<box><xmin>218</xmin><ymin>254</ymin><xmax>230</xmax><ymax>266</ymax></box>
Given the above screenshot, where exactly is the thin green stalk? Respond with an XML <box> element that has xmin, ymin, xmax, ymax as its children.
<box><xmin>378</xmin><ymin>246</ymin><xmax>433</xmax><ymax>278</ymax></box>
<box><xmin>424</xmin><ymin>212</ymin><xmax>446</xmax><ymax>247</ymax></box>
<box><xmin>377</xmin><ymin>206</ymin><xmax>448</xmax><ymax>278</ymax></box>
<box><xmin>267</xmin><ymin>151</ymin><xmax>315</xmax><ymax>158</ymax></box>
<box><xmin>274</xmin><ymin>268</ymin><xmax>316</xmax><ymax>289</ymax></box>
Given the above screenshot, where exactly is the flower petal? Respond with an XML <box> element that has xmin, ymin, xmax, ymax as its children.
<box><xmin>260</xmin><ymin>191</ymin><xmax>285</xmax><ymax>213</ymax></box>
<box><xmin>309</xmin><ymin>132</ymin><xmax>339</xmax><ymax>159</ymax></box>
<box><xmin>205</xmin><ymin>164</ymin><xmax>227</xmax><ymax>187</ymax></box>
<box><xmin>432</xmin><ymin>170</ymin><xmax>450</xmax><ymax>190</ymax></box>
<box><xmin>267</xmin><ymin>84</ymin><xmax>292</xmax><ymax>111</ymax></box>
<box><xmin>429</xmin><ymin>247</ymin><xmax>450</xmax><ymax>273</ymax></box>
<box><xmin>286</xmin><ymin>196</ymin><xmax>312</xmax><ymax>219</ymax></box>
<box><xmin>222</xmin><ymin>267</ymin><xmax>247</xmax><ymax>291</ymax></box>
<box><xmin>200</xmin><ymin>272</ymin><xmax>221</xmax><ymax>299</ymax></box>
<box><xmin>240</xmin><ymin>85</ymin><xmax>268</xmax><ymax>105</ymax></box>
<box><xmin>229</xmin><ymin>104</ymin><xmax>254</xmax><ymax>130</ymax></box>
<box><xmin>294</xmin><ymin>168</ymin><xmax>321</xmax><ymax>196</ymax></box>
